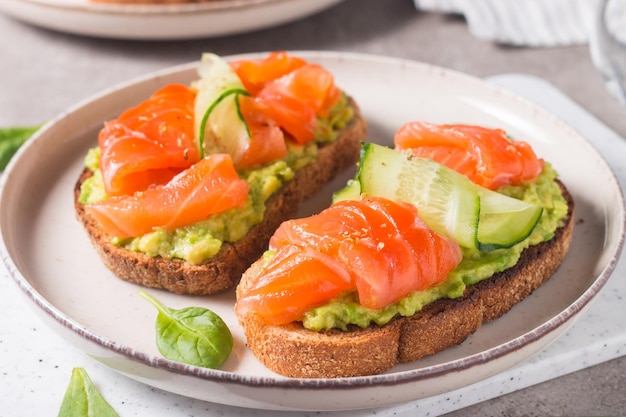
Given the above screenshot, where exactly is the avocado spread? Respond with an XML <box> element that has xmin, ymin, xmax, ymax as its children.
<box><xmin>302</xmin><ymin>163</ymin><xmax>569</xmax><ymax>331</ymax></box>
<box><xmin>79</xmin><ymin>95</ymin><xmax>354</xmax><ymax>266</ymax></box>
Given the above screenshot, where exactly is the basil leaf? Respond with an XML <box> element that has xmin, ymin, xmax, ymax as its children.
<box><xmin>139</xmin><ymin>290</ymin><xmax>233</xmax><ymax>369</ymax></box>
<box><xmin>0</xmin><ymin>123</ymin><xmax>43</xmax><ymax>170</ymax></box>
<box><xmin>57</xmin><ymin>368</ymin><xmax>120</xmax><ymax>417</ymax></box>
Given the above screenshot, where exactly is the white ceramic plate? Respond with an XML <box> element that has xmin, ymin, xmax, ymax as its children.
<box><xmin>0</xmin><ymin>0</ymin><xmax>343</xmax><ymax>40</ymax></box>
<box><xmin>1</xmin><ymin>52</ymin><xmax>624</xmax><ymax>411</ymax></box>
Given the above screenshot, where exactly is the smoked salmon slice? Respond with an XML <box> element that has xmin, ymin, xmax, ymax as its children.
<box><xmin>230</xmin><ymin>51</ymin><xmax>307</xmax><ymax>95</ymax></box>
<box><xmin>394</xmin><ymin>122</ymin><xmax>544</xmax><ymax>190</ymax></box>
<box><xmin>256</xmin><ymin>64</ymin><xmax>341</xmax><ymax>144</ymax></box>
<box><xmin>99</xmin><ymin>83</ymin><xmax>200</xmax><ymax>197</ymax></box>
<box><xmin>231</xmin><ymin>52</ymin><xmax>342</xmax><ymax>145</ymax></box>
<box><xmin>86</xmin><ymin>154</ymin><xmax>249</xmax><ymax>239</ymax></box>
<box><xmin>235</xmin><ymin>245</ymin><xmax>353</xmax><ymax>326</ymax></box>
<box><xmin>237</xmin><ymin>197</ymin><xmax>462</xmax><ymax>325</ymax></box>
<box><xmin>235</xmin><ymin>94</ymin><xmax>289</xmax><ymax>169</ymax></box>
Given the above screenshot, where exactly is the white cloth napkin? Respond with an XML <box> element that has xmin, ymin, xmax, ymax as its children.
<box><xmin>414</xmin><ymin>0</ymin><xmax>601</xmax><ymax>47</ymax></box>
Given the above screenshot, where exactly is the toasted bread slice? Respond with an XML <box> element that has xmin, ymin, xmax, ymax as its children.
<box><xmin>74</xmin><ymin>98</ymin><xmax>366</xmax><ymax>295</ymax></box>
<box><xmin>236</xmin><ymin>182</ymin><xmax>574</xmax><ymax>378</ymax></box>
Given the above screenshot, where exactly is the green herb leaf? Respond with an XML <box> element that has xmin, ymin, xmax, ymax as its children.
<box><xmin>57</xmin><ymin>367</ymin><xmax>120</xmax><ymax>417</ymax></box>
<box><xmin>0</xmin><ymin>123</ymin><xmax>43</xmax><ymax>171</ymax></box>
<box><xmin>139</xmin><ymin>290</ymin><xmax>233</xmax><ymax>369</ymax></box>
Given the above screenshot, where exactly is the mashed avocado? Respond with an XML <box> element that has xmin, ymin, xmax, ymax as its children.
<box><xmin>79</xmin><ymin>95</ymin><xmax>353</xmax><ymax>265</ymax></box>
<box><xmin>302</xmin><ymin>163</ymin><xmax>569</xmax><ymax>331</ymax></box>
<box><xmin>122</xmin><ymin>160</ymin><xmax>298</xmax><ymax>265</ymax></box>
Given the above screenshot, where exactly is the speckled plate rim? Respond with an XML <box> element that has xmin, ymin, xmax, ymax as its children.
<box><xmin>13</xmin><ymin>0</ymin><xmax>305</xmax><ymax>15</ymax></box>
<box><xmin>0</xmin><ymin>51</ymin><xmax>624</xmax><ymax>408</ymax></box>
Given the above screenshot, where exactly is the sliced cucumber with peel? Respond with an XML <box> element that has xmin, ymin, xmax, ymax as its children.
<box><xmin>475</xmin><ymin>187</ymin><xmax>543</xmax><ymax>251</ymax></box>
<box><xmin>344</xmin><ymin>143</ymin><xmax>542</xmax><ymax>251</ymax></box>
<box><xmin>332</xmin><ymin>178</ymin><xmax>361</xmax><ymax>203</ymax></box>
<box><xmin>193</xmin><ymin>53</ymin><xmax>250</xmax><ymax>159</ymax></box>
<box><xmin>356</xmin><ymin>143</ymin><xmax>480</xmax><ymax>249</ymax></box>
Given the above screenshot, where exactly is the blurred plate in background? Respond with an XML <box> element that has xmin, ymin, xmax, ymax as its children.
<box><xmin>0</xmin><ymin>0</ymin><xmax>343</xmax><ymax>40</ymax></box>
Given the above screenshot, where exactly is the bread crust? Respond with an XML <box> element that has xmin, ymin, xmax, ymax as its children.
<box><xmin>74</xmin><ymin>98</ymin><xmax>366</xmax><ymax>295</ymax></box>
<box><xmin>237</xmin><ymin>183</ymin><xmax>575</xmax><ymax>378</ymax></box>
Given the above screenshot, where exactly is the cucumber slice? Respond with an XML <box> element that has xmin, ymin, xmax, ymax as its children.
<box><xmin>332</xmin><ymin>178</ymin><xmax>361</xmax><ymax>203</ymax></box>
<box><xmin>476</xmin><ymin>187</ymin><xmax>543</xmax><ymax>251</ymax></box>
<box><xmin>193</xmin><ymin>53</ymin><xmax>250</xmax><ymax>159</ymax></box>
<box><xmin>357</xmin><ymin>143</ymin><xmax>480</xmax><ymax>249</ymax></box>
<box><xmin>356</xmin><ymin>143</ymin><xmax>542</xmax><ymax>251</ymax></box>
